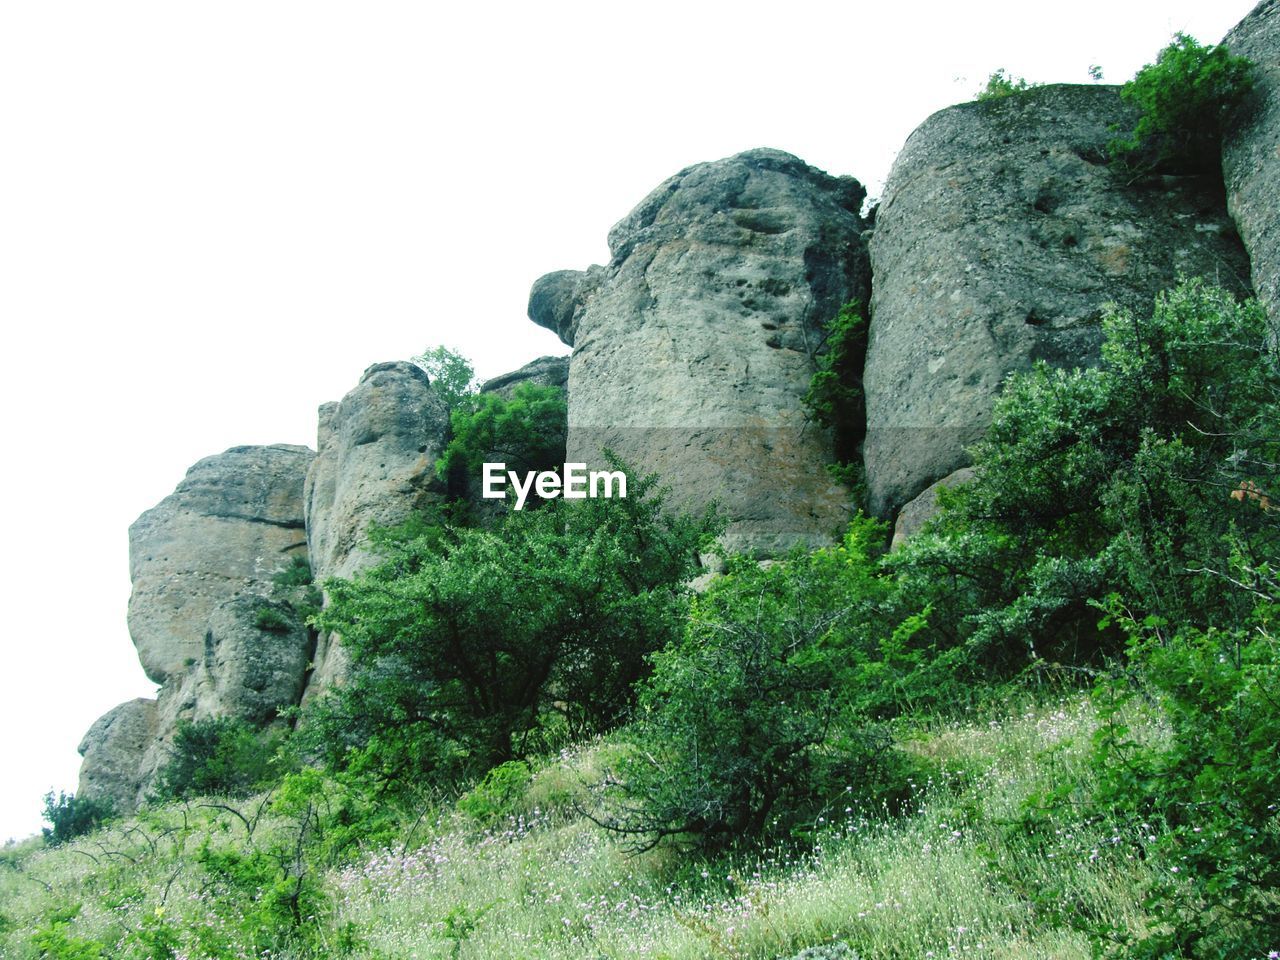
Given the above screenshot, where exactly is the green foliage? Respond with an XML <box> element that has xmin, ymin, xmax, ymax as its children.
<box><xmin>601</xmin><ymin>517</ymin><xmax>927</xmax><ymax>851</ymax></box>
<box><xmin>436</xmin><ymin>383</ymin><xmax>567</xmax><ymax>509</ymax></box>
<box><xmin>1109</xmin><ymin>32</ymin><xmax>1255</xmax><ymax>174</ymax></box>
<box><xmin>272</xmin><ymin>555</ymin><xmax>314</xmax><ymax>588</ymax></box>
<box><xmin>803</xmin><ymin>302</ymin><xmax>869</xmax><ymax>499</ymax></box>
<box><xmin>253</xmin><ymin>603</ymin><xmax>294</xmax><ymax>633</ymax></box>
<box><xmin>975</xmin><ymin>68</ymin><xmax>1039</xmax><ymax>101</ymax></box>
<box><xmin>891</xmin><ymin>279</ymin><xmax>1278</xmax><ymax>686</ymax></box>
<box><xmin>1081</xmin><ymin>594</ymin><xmax>1280</xmax><ymax>956</ymax></box>
<box><xmin>308</xmin><ymin>465</ymin><xmax>721</xmax><ymax>788</ymax></box>
<box><xmin>153</xmin><ymin>717</ymin><xmax>280</xmax><ymax>800</ymax></box>
<box><xmin>41</xmin><ymin>791</ymin><xmax>113</xmax><ymax>846</ymax></box>
<box><xmin>457</xmin><ymin>760</ymin><xmax>533</xmax><ymax>823</ymax></box>
<box><xmin>411</xmin><ymin>345</ymin><xmax>481</xmax><ymax>412</ymax></box>
<box><xmin>30</xmin><ymin>905</ymin><xmax>106</xmax><ymax>959</ymax></box>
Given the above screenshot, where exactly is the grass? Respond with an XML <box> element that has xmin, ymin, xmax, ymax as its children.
<box><xmin>0</xmin><ymin>694</ymin><xmax>1183</xmax><ymax>959</ymax></box>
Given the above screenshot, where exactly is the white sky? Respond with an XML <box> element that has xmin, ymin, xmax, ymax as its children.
<box><xmin>0</xmin><ymin>0</ymin><xmax>1256</xmax><ymax>841</ymax></box>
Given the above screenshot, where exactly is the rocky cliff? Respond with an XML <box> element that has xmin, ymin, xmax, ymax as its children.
<box><xmin>1224</xmin><ymin>0</ymin><xmax>1280</xmax><ymax>342</ymax></box>
<box><xmin>531</xmin><ymin>148</ymin><xmax>870</xmax><ymax>555</ymax></box>
<box><xmin>79</xmin><ymin>1</ymin><xmax>1277</xmax><ymax>812</ymax></box>
<box><xmin>863</xmin><ymin>84</ymin><xmax>1250</xmax><ymax>518</ymax></box>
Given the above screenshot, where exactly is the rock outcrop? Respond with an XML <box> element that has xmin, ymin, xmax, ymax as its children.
<box><xmin>303</xmin><ymin>361</ymin><xmax>451</xmax><ymax>691</ymax></box>
<box><xmin>890</xmin><ymin>468</ymin><xmax>976</xmax><ymax>549</ymax></box>
<box><xmin>863</xmin><ymin>84</ymin><xmax>1251</xmax><ymax>518</ymax></box>
<box><xmin>1224</xmin><ymin>0</ymin><xmax>1280</xmax><ymax>341</ymax></box>
<box><xmin>77</xmin><ymin>699</ymin><xmax>158</xmax><ymax>813</ymax></box>
<box><xmin>481</xmin><ymin>355</ymin><xmax>569</xmax><ymax>398</ymax></box>
<box><xmin>127</xmin><ymin>445</ymin><xmax>314</xmax><ymax>683</ymax></box>
<box><xmin>80</xmin><ymin>445</ymin><xmax>314</xmax><ymax>811</ymax></box>
<box><xmin>531</xmin><ymin>148</ymin><xmax>870</xmax><ymax>554</ymax></box>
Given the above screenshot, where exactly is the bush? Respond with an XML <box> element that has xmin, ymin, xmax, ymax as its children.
<box><xmin>598</xmin><ymin>517</ymin><xmax>926</xmax><ymax>851</ymax></box>
<box><xmin>411</xmin><ymin>345</ymin><xmax>480</xmax><ymax>412</ymax></box>
<box><xmin>253</xmin><ymin>604</ymin><xmax>294</xmax><ymax>633</ymax></box>
<box><xmin>41</xmin><ymin>792</ymin><xmax>113</xmax><ymax>845</ymax></box>
<box><xmin>272</xmin><ymin>555</ymin><xmax>313</xmax><ymax>588</ymax></box>
<box><xmin>457</xmin><ymin>760</ymin><xmax>533</xmax><ymax>823</ymax></box>
<box><xmin>1109</xmin><ymin>32</ymin><xmax>1254</xmax><ymax>174</ymax></box>
<box><xmin>975</xmin><ymin>68</ymin><xmax>1038</xmax><ymax>101</ymax></box>
<box><xmin>153</xmin><ymin>717</ymin><xmax>280</xmax><ymax>800</ymax></box>
<box><xmin>1078</xmin><ymin>593</ymin><xmax>1280</xmax><ymax>957</ymax></box>
<box><xmin>307</xmin><ymin>464</ymin><xmax>720</xmax><ymax>788</ymax></box>
<box><xmin>804</xmin><ymin>302</ymin><xmax>869</xmax><ymax>497</ymax></box>
<box><xmin>890</xmin><ymin>279</ymin><xmax>1277</xmax><ymax>686</ymax></box>
<box><xmin>436</xmin><ymin>383</ymin><xmax>567</xmax><ymax>510</ymax></box>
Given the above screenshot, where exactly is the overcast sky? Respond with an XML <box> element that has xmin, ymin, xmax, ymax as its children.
<box><xmin>0</xmin><ymin>0</ymin><xmax>1256</xmax><ymax>841</ymax></box>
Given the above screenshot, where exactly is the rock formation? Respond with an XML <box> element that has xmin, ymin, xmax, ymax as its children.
<box><xmin>127</xmin><ymin>445</ymin><xmax>313</xmax><ymax>682</ymax></box>
<box><xmin>303</xmin><ymin>361</ymin><xmax>451</xmax><ymax>692</ymax></box>
<box><xmin>76</xmin><ymin>699</ymin><xmax>158</xmax><ymax>815</ymax></box>
<box><xmin>1224</xmin><ymin>0</ymin><xmax>1280</xmax><ymax>341</ymax></box>
<box><xmin>480</xmin><ymin>354</ymin><xmax>569</xmax><ymax>398</ymax></box>
<box><xmin>80</xmin><ymin>445</ymin><xmax>314</xmax><ymax>810</ymax></box>
<box><xmin>863</xmin><ymin>84</ymin><xmax>1251</xmax><ymax>518</ymax></box>
<box><xmin>531</xmin><ymin>148</ymin><xmax>870</xmax><ymax>555</ymax></box>
<box><xmin>890</xmin><ymin>468</ymin><xmax>976</xmax><ymax>549</ymax></box>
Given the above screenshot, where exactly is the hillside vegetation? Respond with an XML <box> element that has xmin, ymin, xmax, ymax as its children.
<box><xmin>5</xmin><ymin>35</ymin><xmax>1278</xmax><ymax>960</ymax></box>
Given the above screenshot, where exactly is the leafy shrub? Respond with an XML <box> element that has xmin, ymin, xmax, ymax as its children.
<box><xmin>41</xmin><ymin>791</ymin><xmax>113</xmax><ymax>845</ymax></box>
<box><xmin>890</xmin><ymin>279</ymin><xmax>1277</xmax><ymax>687</ymax></box>
<box><xmin>1080</xmin><ymin>595</ymin><xmax>1280</xmax><ymax>957</ymax></box>
<box><xmin>153</xmin><ymin>717</ymin><xmax>280</xmax><ymax>800</ymax></box>
<box><xmin>436</xmin><ymin>383</ymin><xmax>567</xmax><ymax>510</ymax></box>
<box><xmin>804</xmin><ymin>302</ymin><xmax>869</xmax><ymax>497</ymax></box>
<box><xmin>307</xmin><ymin>464</ymin><xmax>720</xmax><ymax>787</ymax></box>
<box><xmin>30</xmin><ymin>906</ymin><xmax>106</xmax><ymax>959</ymax></box>
<box><xmin>457</xmin><ymin>760</ymin><xmax>533</xmax><ymax>823</ymax></box>
<box><xmin>272</xmin><ymin>555</ymin><xmax>313</xmax><ymax>588</ymax></box>
<box><xmin>253</xmin><ymin>603</ymin><xmax>294</xmax><ymax>633</ymax></box>
<box><xmin>1109</xmin><ymin>32</ymin><xmax>1254</xmax><ymax>173</ymax></box>
<box><xmin>976</xmin><ymin>68</ymin><xmax>1038</xmax><ymax>101</ymax></box>
<box><xmin>599</xmin><ymin>517</ymin><xmax>926</xmax><ymax>851</ymax></box>
<box><xmin>411</xmin><ymin>345</ymin><xmax>481</xmax><ymax>412</ymax></box>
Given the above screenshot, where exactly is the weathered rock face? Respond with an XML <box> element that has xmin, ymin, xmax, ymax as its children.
<box><xmin>304</xmin><ymin>361</ymin><xmax>451</xmax><ymax>690</ymax></box>
<box><xmin>531</xmin><ymin>148</ymin><xmax>870</xmax><ymax>555</ymax></box>
<box><xmin>890</xmin><ymin>468</ymin><xmax>976</xmax><ymax>549</ymax></box>
<box><xmin>863</xmin><ymin>84</ymin><xmax>1252</xmax><ymax>519</ymax></box>
<box><xmin>1224</xmin><ymin>0</ymin><xmax>1280</xmax><ymax>341</ymax></box>
<box><xmin>481</xmin><ymin>355</ymin><xmax>569</xmax><ymax>398</ymax></box>
<box><xmin>82</xmin><ymin>445</ymin><xmax>315</xmax><ymax>811</ymax></box>
<box><xmin>77</xmin><ymin>699</ymin><xmax>158</xmax><ymax>813</ymax></box>
<box><xmin>128</xmin><ymin>445</ymin><xmax>314</xmax><ymax>683</ymax></box>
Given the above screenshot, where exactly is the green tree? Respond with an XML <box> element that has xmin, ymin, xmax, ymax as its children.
<box><xmin>411</xmin><ymin>346</ymin><xmax>481</xmax><ymax>412</ymax></box>
<box><xmin>40</xmin><ymin>791</ymin><xmax>113</xmax><ymax>845</ymax></box>
<box><xmin>436</xmin><ymin>383</ymin><xmax>567</xmax><ymax>508</ymax></box>
<box><xmin>975</xmin><ymin>68</ymin><xmax>1038</xmax><ymax>101</ymax></box>
<box><xmin>598</xmin><ymin>517</ymin><xmax>925</xmax><ymax>851</ymax></box>
<box><xmin>1109</xmin><ymin>32</ymin><xmax>1254</xmax><ymax>174</ymax></box>
<box><xmin>308</xmin><ymin>466</ymin><xmax>720</xmax><ymax>786</ymax></box>
<box><xmin>804</xmin><ymin>302</ymin><xmax>869</xmax><ymax>495</ymax></box>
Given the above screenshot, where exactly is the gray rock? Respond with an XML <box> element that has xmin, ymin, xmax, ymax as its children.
<box><xmin>303</xmin><ymin>361</ymin><xmax>451</xmax><ymax>691</ymax></box>
<box><xmin>863</xmin><ymin>84</ymin><xmax>1251</xmax><ymax>518</ymax></box>
<box><xmin>77</xmin><ymin>698</ymin><xmax>157</xmax><ymax>814</ymax></box>
<box><xmin>533</xmin><ymin>148</ymin><xmax>870</xmax><ymax>555</ymax></box>
<box><xmin>528</xmin><ymin>267</ymin><xmax>606</xmax><ymax>347</ymax></box>
<box><xmin>481</xmin><ymin>355</ymin><xmax>570</xmax><ymax>397</ymax></box>
<box><xmin>890</xmin><ymin>468</ymin><xmax>976</xmax><ymax>549</ymax></box>
<box><xmin>128</xmin><ymin>445</ymin><xmax>314</xmax><ymax>683</ymax></box>
<box><xmin>1223</xmin><ymin>0</ymin><xmax>1280</xmax><ymax>342</ymax></box>
<box><xmin>196</xmin><ymin>597</ymin><xmax>311</xmax><ymax>726</ymax></box>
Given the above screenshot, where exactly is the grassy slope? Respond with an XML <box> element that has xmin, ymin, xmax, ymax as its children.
<box><xmin>0</xmin><ymin>695</ymin><xmax>1171</xmax><ymax>960</ymax></box>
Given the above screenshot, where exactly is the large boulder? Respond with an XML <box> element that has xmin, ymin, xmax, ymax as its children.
<box><xmin>303</xmin><ymin>361</ymin><xmax>451</xmax><ymax>691</ymax></box>
<box><xmin>481</xmin><ymin>354</ymin><xmax>569</xmax><ymax>398</ymax></box>
<box><xmin>1224</xmin><ymin>0</ymin><xmax>1280</xmax><ymax>342</ymax></box>
<box><xmin>127</xmin><ymin>445</ymin><xmax>314</xmax><ymax>683</ymax></box>
<box><xmin>77</xmin><ymin>698</ymin><xmax>158</xmax><ymax>813</ymax></box>
<box><xmin>531</xmin><ymin>148</ymin><xmax>870</xmax><ymax>555</ymax></box>
<box><xmin>863</xmin><ymin>84</ymin><xmax>1251</xmax><ymax>519</ymax></box>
